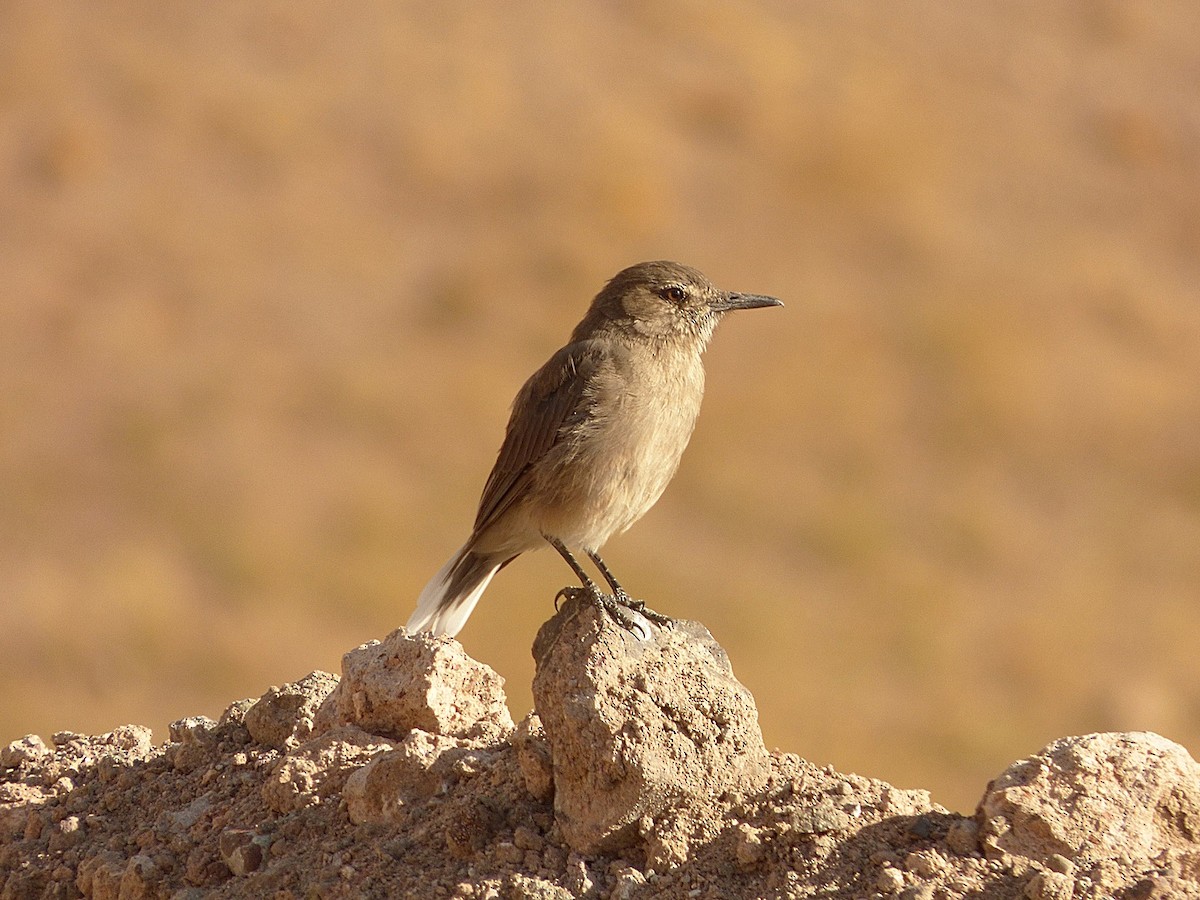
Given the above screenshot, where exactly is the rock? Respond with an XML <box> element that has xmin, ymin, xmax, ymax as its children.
<box><xmin>609</xmin><ymin>864</ymin><xmax>647</xmax><ymax>899</ymax></box>
<box><xmin>1024</xmin><ymin>869</ymin><xmax>1074</xmax><ymax>900</ymax></box>
<box><xmin>315</xmin><ymin>629</ymin><xmax>514</xmax><ymax>742</ymax></box>
<box><xmin>220</xmin><ymin>698</ymin><xmax>257</xmax><ymax>728</ymax></box>
<box><xmin>168</xmin><ymin>716</ymin><xmax>222</xmax><ymax>774</ymax></box>
<box><xmin>1</xmin><ymin>735</ymin><xmax>51</xmax><ymax>768</ymax></box>
<box><xmin>790</xmin><ymin>795</ymin><xmax>856</xmax><ymax>834</ymax></box>
<box><xmin>531</xmin><ymin>591</ymin><xmax>771</xmax><ymax>853</ymax></box>
<box><xmin>75</xmin><ymin>851</ymin><xmax>120</xmax><ymax>897</ymax></box>
<box><xmin>875</xmin><ymin>865</ymin><xmax>905</xmax><ymax>893</ymax></box>
<box><xmin>77</xmin><ymin>851</ymin><xmax>127</xmax><ymax>900</ymax></box>
<box><xmin>343</xmin><ymin>729</ymin><xmax>479</xmax><ymax>825</ymax></box>
<box><xmin>945</xmin><ymin>817</ymin><xmax>980</xmax><ymax>855</ymax></box>
<box><xmin>513</xmin><ymin>825</ymin><xmax>544</xmax><ymax>852</ymax></box>
<box><xmin>444</xmin><ymin>797</ymin><xmax>504</xmax><ymax>859</ymax></box>
<box><xmin>735</xmin><ymin>824</ymin><xmax>765</xmax><ymax>867</ymax></box>
<box><xmin>563</xmin><ymin>853</ymin><xmax>594</xmax><ymax>895</ymax></box>
<box><xmin>243</xmin><ymin>671</ymin><xmax>340</xmax><ymax>750</ymax></box>
<box><xmin>978</xmin><ymin>732</ymin><xmax>1200</xmax><ymax>867</ymax></box>
<box><xmin>514</xmin><ymin>713</ymin><xmax>554</xmax><ymax>801</ymax></box>
<box><xmin>164</xmin><ymin>795</ymin><xmax>212</xmax><ymax>831</ymax></box>
<box><xmin>263</xmin><ymin>725</ymin><xmax>395</xmax><ymax>814</ymax></box>
<box><xmin>0</xmin><ymin>783</ymin><xmax>48</xmax><ymax>840</ymax></box>
<box><xmin>504</xmin><ymin>873</ymin><xmax>572</xmax><ymax>899</ymax></box>
<box><xmin>167</xmin><ymin>716</ymin><xmax>218</xmax><ymax>745</ymax></box>
<box><xmin>904</xmin><ymin>849</ymin><xmax>945</xmax><ymax>878</ymax></box>
<box><xmin>5</xmin><ymin>624</ymin><xmax>1200</xmax><ymax>899</ymax></box>
<box><xmin>118</xmin><ymin>854</ymin><xmax>160</xmax><ymax>898</ymax></box>
<box><xmin>103</xmin><ymin>725</ymin><xmax>154</xmax><ymax>757</ymax></box>
<box><xmin>642</xmin><ymin>812</ymin><xmax>693</xmax><ymax>872</ymax></box>
<box><xmin>48</xmin><ymin>814</ymin><xmax>83</xmax><ymax>851</ymax></box>
<box><xmin>218</xmin><ymin>827</ymin><xmax>270</xmax><ymax>876</ymax></box>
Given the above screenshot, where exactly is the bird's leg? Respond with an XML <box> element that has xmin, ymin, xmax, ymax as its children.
<box><xmin>546</xmin><ymin>537</ymin><xmax>658</xmax><ymax>636</ymax></box>
<box><xmin>586</xmin><ymin>550</ymin><xmax>672</xmax><ymax>627</ymax></box>
<box><xmin>584</xmin><ymin>549</ymin><xmax>630</xmax><ymax>601</ymax></box>
<box><xmin>547</xmin><ymin>537</ymin><xmax>599</xmax><ymax>601</ymax></box>
<box><xmin>546</xmin><ymin>536</ymin><xmax>605</xmax><ymax>613</ymax></box>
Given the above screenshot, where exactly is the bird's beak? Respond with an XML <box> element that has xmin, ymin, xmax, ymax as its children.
<box><xmin>713</xmin><ymin>291</ymin><xmax>784</xmax><ymax>312</ymax></box>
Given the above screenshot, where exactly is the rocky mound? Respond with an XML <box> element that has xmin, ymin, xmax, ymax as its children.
<box><xmin>3</xmin><ymin>594</ymin><xmax>1200</xmax><ymax>899</ymax></box>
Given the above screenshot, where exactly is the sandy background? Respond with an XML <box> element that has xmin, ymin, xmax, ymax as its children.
<box><xmin>2</xmin><ymin>2</ymin><xmax>1198</xmax><ymax>812</ymax></box>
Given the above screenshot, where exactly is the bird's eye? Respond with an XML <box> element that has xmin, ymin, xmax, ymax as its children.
<box><xmin>661</xmin><ymin>285</ymin><xmax>687</xmax><ymax>303</ymax></box>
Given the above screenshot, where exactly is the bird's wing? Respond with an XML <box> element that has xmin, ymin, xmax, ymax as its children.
<box><xmin>472</xmin><ymin>340</ymin><xmax>605</xmax><ymax>536</ymax></box>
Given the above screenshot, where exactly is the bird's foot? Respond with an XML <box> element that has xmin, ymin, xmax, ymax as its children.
<box><xmin>612</xmin><ymin>590</ymin><xmax>673</xmax><ymax>627</ymax></box>
<box><xmin>554</xmin><ymin>586</ymin><xmax>573</xmax><ymax>611</ymax></box>
<box><xmin>556</xmin><ymin>584</ymin><xmax>658</xmax><ymax>640</ymax></box>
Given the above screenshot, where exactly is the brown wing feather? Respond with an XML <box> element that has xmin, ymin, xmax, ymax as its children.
<box><xmin>472</xmin><ymin>341</ymin><xmax>603</xmax><ymax>535</ymax></box>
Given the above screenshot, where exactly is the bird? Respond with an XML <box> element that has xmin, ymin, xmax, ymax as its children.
<box><xmin>406</xmin><ymin>260</ymin><xmax>782</xmax><ymax>637</ymax></box>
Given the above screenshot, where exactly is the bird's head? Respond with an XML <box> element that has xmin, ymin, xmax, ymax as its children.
<box><xmin>580</xmin><ymin>260</ymin><xmax>782</xmax><ymax>345</ymax></box>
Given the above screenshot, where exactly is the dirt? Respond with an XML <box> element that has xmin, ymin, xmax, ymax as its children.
<box><xmin>4</xmin><ymin>597</ymin><xmax>1200</xmax><ymax>899</ymax></box>
<box><xmin>4</xmin><ymin>4</ymin><xmax>1200</xmax><ymax>815</ymax></box>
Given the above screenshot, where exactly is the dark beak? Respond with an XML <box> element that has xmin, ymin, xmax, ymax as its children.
<box><xmin>713</xmin><ymin>291</ymin><xmax>784</xmax><ymax>312</ymax></box>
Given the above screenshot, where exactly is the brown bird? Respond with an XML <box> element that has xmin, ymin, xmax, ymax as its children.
<box><xmin>406</xmin><ymin>260</ymin><xmax>782</xmax><ymax>637</ymax></box>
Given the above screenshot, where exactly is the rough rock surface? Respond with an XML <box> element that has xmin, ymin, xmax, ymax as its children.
<box><xmin>243</xmin><ymin>671</ymin><xmax>340</xmax><ymax>751</ymax></box>
<box><xmin>978</xmin><ymin>731</ymin><xmax>1200</xmax><ymax>896</ymax></box>
<box><xmin>2</xmin><ymin>612</ymin><xmax>1199</xmax><ymax>898</ymax></box>
<box><xmin>531</xmin><ymin>592</ymin><xmax>770</xmax><ymax>854</ymax></box>
<box><xmin>313</xmin><ymin>630</ymin><xmax>514</xmax><ymax>743</ymax></box>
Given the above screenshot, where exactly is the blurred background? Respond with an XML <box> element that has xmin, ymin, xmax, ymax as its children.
<box><xmin>2</xmin><ymin>2</ymin><xmax>1198</xmax><ymax>813</ymax></box>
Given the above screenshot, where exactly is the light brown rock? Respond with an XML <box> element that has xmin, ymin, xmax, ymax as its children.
<box><xmin>531</xmin><ymin>591</ymin><xmax>771</xmax><ymax>853</ymax></box>
<box><xmin>3</xmin><ymin>631</ymin><xmax>1198</xmax><ymax>898</ymax></box>
<box><xmin>978</xmin><ymin>731</ymin><xmax>1200</xmax><ymax>867</ymax></box>
<box><xmin>514</xmin><ymin>713</ymin><xmax>554</xmax><ymax>801</ymax></box>
<box><xmin>118</xmin><ymin>854</ymin><xmax>160</xmax><ymax>898</ymax></box>
<box><xmin>77</xmin><ymin>852</ymin><xmax>125</xmax><ymax>900</ymax></box>
<box><xmin>99</xmin><ymin>725</ymin><xmax>155</xmax><ymax>757</ymax></box>
<box><xmin>315</xmin><ymin>628</ymin><xmax>514</xmax><ymax>742</ymax></box>
<box><xmin>75</xmin><ymin>852</ymin><xmax>123</xmax><ymax>898</ymax></box>
<box><xmin>243</xmin><ymin>671</ymin><xmax>340</xmax><ymax>750</ymax></box>
<box><xmin>0</xmin><ymin>782</ymin><xmax>47</xmax><ymax>840</ymax></box>
<box><xmin>218</xmin><ymin>827</ymin><xmax>269</xmax><ymax>876</ymax></box>
<box><xmin>344</xmin><ymin>729</ymin><xmax>469</xmax><ymax>824</ymax></box>
<box><xmin>262</xmin><ymin>725</ymin><xmax>395</xmax><ymax>814</ymax></box>
<box><xmin>1</xmin><ymin>735</ymin><xmax>51</xmax><ymax>768</ymax></box>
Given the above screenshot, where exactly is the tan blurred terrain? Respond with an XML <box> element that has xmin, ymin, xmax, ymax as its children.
<box><xmin>1</xmin><ymin>2</ymin><xmax>1198</xmax><ymax>813</ymax></box>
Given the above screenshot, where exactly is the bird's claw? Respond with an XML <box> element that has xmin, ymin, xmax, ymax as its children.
<box><xmin>556</xmin><ymin>585</ymin><xmax>668</xmax><ymax>640</ymax></box>
<box><xmin>554</xmin><ymin>585</ymin><xmax>580</xmax><ymax>611</ymax></box>
<box><xmin>613</xmin><ymin>590</ymin><xmax>672</xmax><ymax>627</ymax></box>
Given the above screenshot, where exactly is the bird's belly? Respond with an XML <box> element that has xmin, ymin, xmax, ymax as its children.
<box><xmin>529</xmin><ymin>389</ymin><xmax>700</xmax><ymax>549</ymax></box>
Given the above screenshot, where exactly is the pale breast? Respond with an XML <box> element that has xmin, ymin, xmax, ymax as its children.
<box><xmin>529</xmin><ymin>345</ymin><xmax>705</xmax><ymax>549</ymax></box>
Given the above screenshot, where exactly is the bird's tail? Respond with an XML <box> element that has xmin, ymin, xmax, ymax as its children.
<box><xmin>406</xmin><ymin>542</ymin><xmax>509</xmax><ymax>637</ymax></box>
